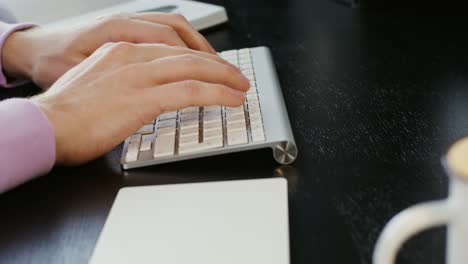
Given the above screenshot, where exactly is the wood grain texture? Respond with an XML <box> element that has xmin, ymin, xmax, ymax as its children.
<box><xmin>1</xmin><ymin>0</ymin><xmax>468</xmax><ymax>263</ymax></box>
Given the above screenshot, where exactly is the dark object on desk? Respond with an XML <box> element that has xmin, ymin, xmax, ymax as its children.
<box><xmin>1</xmin><ymin>0</ymin><xmax>468</xmax><ymax>264</ymax></box>
<box><xmin>139</xmin><ymin>5</ymin><xmax>178</xmax><ymax>13</ymax></box>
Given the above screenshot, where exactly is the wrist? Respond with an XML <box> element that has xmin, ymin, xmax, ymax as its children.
<box><xmin>30</xmin><ymin>96</ymin><xmax>65</xmax><ymax>164</ymax></box>
<box><xmin>2</xmin><ymin>28</ymin><xmax>36</xmax><ymax>82</ymax></box>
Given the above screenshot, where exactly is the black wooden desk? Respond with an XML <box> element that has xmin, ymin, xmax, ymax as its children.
<box><xmin>1</xmin><ymin>0</ymin><xmax>468</xmax><ymax>263</ymax></box>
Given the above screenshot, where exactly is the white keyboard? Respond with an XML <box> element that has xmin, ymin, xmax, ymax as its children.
<box><xmin>121</xmin><ymin>47</ymin><xmax>297</xmax><ymax>169</ymax></box>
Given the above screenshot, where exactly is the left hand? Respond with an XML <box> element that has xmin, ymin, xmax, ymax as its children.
<box><xmin>2</xmin><ymin>12</ymin><xmax>216</xmax><ymax>88</ymax></box>
<box><xmin>31</xmin><ymin>42</ymin><xmax>248</xmax><ymax>165</ymax></box>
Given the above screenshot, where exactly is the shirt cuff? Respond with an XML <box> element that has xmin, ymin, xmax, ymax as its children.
<box><xmin>0</xmin><ymin>98</ymin><xmax>55</xmax><ymax>193</ymax></box>
<box><xmin>0</xmin><ymin>23</ymin><xmax>36</xmax><ymax>88</ymax></box>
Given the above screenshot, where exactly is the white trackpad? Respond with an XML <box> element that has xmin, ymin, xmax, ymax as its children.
<box><xmin>90</xmin><ymin>178</ymin><xmax>290</xmax><ymax>264</ymax></box>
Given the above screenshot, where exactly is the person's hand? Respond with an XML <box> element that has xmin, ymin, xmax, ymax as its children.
<box><xmin>2</xmin><ymin>12</ymin><xmax>216</xmax><ymax>88</ymax></box>
<box><xmin>31</xmin><ymin>43</ymin><xmax>250</xmax><ymax>165</ymax></box>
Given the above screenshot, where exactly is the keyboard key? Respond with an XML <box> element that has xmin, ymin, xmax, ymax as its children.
<box><xmin>180</xmin><ymin>119</ymin><xmax>199</xmax><ymax>129</ymax></box>
<box><xmin>247</xmin><ymin>84</ymin><xmax>257</xmax><ymax>91</ymax></box>
<box><xmin>178</xmin><ymin>144</ymin><xmax>204</xmax><ymax>155</ymax></box>
<box><xmin>204</xmin><ymin>114</ymin><xmax>222</xmax><ymax>122</ymax></box>
<box><xmin>157</xmin><ymin>119</ymin><xmax>176</xmax><ymax>128</ymax></box>
<box><xmin>220</xmin><ymin>51</ymin><xmax>237</xmax><ymax>62</ymax></box>
<box><xmin>180</xmin><ymin>112</ymin><xmax>199</xmax><ymax>121</ymax></box>
<box><xmin>178</xmin><ymin>133</ymin><xmax>204</xmax><ymax>155</ymax></box>
<box><xmin>154</xmin><ymin>134</ymin><xmax>175</xmax><ymax>158</ymax></box>
<box><xmin>126</xmin><ymin>135</ymin><xmax>141</xmax><ymax>162</ymax></box>
<box><xmin>204</xmin><ymin>105</ymin><xmax>221</xmax><ymax>113</ymax></box>
<box><xmin>140</xmin><ymin>134</ymin><xmax>153</xmax><ymax>152</ymax></box>
<box><xmin>239</xmin><ymin>58</ymin><xmax>251</xmax><ymax>64</ymax></box>
<box><xmin>225</xmin><ymin>106</ymin><xmax>244</xmax><ymax>114</ymax></box>
<box><xmin>204</xmin><ymin>106</ymin><xmax>221</xmax><ymax>114</ymax></box>
<box><xmin>158</xmin><ymin>126</ymin><xmax>176</xmax><ymax>136</ymax></box>
<box><xmin>203</xmin><ymin>119</ymin><xmax>223</xmax><ymax>130</ymax></box>
<box><xmin>137</xmin><ymin>124</ymin><xmax>154</xmax><ymax>135</ymax></box>
<box><xmin>252</xmin><ymin>129</ymin><xmax>266</xmax><ymax>142</ymax></box>
<box><xmin>180</xmin><ymin>126</ymin><xmax>199</xmax><ymax>137</ymax></box>
<box><xmin>248</xmin><ymin>102</ymin><xmax>261</xmax><ymax>114</ymax></box>
<box><xmin>179</xmin><ymin>138</ymin><xmax>223</xmax><ymax>155</ymax></box>
<box><xmin>181</xmin><ymin>107</ymin><xmax>200</xmax><ymax>114</ymax></box>
<box><xmin>250</xmin><ymin>120</ymin><xmax>264</xmax><ymax>130</ymax></box>
<box><xmin>227</xmin><ymin>120</ymin><xmax>247</xmax><ymax>131</ymax></box>
<box><xmin>179</xmin><ymin>134</ymin><xmax>199</xmax><ymax>147</ymax></box>
<box><xmin>227</xmin><ymin>129</ymin><xmax>248</xmax><ymax>146</ymax></box>
<box><xmin>158</xmin><ymin>111</ymin><xmax>177</xmax><ymax>121</ymax></box>
<box><xmin>247</xmin><ymin>93</ymin><xmax>259</xmax><ymax>100</ymax></box>
<box><xmin>249</xmin><ymin>114</ymin><xmax>263</xmax><ymax>126</ymax></box>
<box><xmin>240</xmin><ymin>63</ymin><xmax>253</xmax><ymax>71</ymax></box>
<box><xmin>201</xmin><ymin>137</ymin><xmax>223</xmax><ymax>150</ymax></box>
<box><xmin>226</xmin><ymin>111</ymin><xmax>245</xmax><ymax>122</ymax></box>
<box><xmin>204</xmin><ymin>128</ymin><xmax>223</xmax><ymax>139</ymax></box>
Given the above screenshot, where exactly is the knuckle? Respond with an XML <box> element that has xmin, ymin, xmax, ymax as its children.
<box><xmin>171</xmin><ymin>13</ymin><xmax>187</xmax><ymax>21</ymax></box>
<box><xmin>96</xmin><ymin>12</ymin><xmax>132</xmax><ymax>29</ymax></box>
<box><xmin>160</xmin><ymin>24</ymin><xmax>178</xmax><ymax>36</ymax></box>
<box><xmin>101</xmin><ymin>42</ymin><xmax>115</xmax><ymax>49</ymax></box>
<box><xmin>106</xmin><ymin>42</ymin><xmax>134</xmax><ymax>56</ymax></box>
<box><xmin>169</xmin><ymin>13</ymin><xmax>189</xmax><ymax>25</ymax></box>
<box><xmin>94</xmin><ymin>42</ymin><xmax>115</xmax><ymax>53</ymax></box>
<box><xmin>101</xmin><ymin>12</ymin><xmax>129</xmax><ymax>22</ymax></box>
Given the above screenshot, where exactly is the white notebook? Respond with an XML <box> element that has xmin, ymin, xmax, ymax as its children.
<box><xmin>1</xmin><ymin>0</ymin><xmax>228</xmax><ymax>31</ymax></box>
<box><xmin>90</xmin><ymin>178</ymin><xmax>290</xmax><ymax>264</ymax></box>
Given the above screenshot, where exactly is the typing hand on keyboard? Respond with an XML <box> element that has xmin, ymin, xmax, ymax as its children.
<box><xmin>4</xmin><ymin>13</ymin><xmax>217</xmax><ymax>89</ymax></box>
<box><xmin>122</xmin><ymin>47</ymin><xmax>298</xmax><ymax>169</ymax></box>
<box><xmin>32</xmin><ymin>43</ymin><xmax>250</xmax><ymax>165</ymax></box>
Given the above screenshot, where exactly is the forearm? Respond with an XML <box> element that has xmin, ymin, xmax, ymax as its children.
<box><xmin>0</xmin><ymin>98</ymin><xmax>55</xmax><ymax>193</ymax></box>
<box><xmin>0</xmin><ymin>22</ymin><xmax>36</xmax><ymax>87</ymax></box>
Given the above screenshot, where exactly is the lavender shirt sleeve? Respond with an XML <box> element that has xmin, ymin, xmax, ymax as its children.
<box><xmin>0</xmin><ymin>22</ymin><xmax>56</xmax><ymax>193</ymax></box>
<box><xmin>0</xmin><ymin>99</ymin><xmax>55</xmax><ymax>193</ymax></box>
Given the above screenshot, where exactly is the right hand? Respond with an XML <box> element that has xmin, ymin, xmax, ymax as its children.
<box><xmin>3</xmin><ymin>12</ymin><xmax>216</xmax><ymax>89</ymax></box>
<box><xmin>31</xmin><ymin>43</ymin><xmax>250</xmax><ymax>165</ymax></box>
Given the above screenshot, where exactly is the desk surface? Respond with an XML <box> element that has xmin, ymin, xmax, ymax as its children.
<box><xmin>1</xmin><ymin>0</ymin><xmax>468</xmax><ymax>263</ymax></box>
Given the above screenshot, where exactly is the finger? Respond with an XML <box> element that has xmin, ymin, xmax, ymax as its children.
<box><xmin>105</xmin><ymin>43</ymin><xmax>235</xmax><ymax>69</ymax></box>
<box><xmin>82</xmin><ymin>43</ymin><xmax>239</xmax><ymax>76</ymax></box>
<box><xmin>87</xmin><ymin>17</ymin><xmax>188</xmax><ymax>53</ymax></box>
<box><xmin>142</xmin><ymin>80</ymin><xmax>246</xmax><ymax>113</ymax></box>
<box><xmin>130</xmin><ymin>12</ymin><xmax>216</xmax><ymax>54</ymax></box>
<box><xmin>129</xmin><ymin>54</ymin><xmax>250</xmax><ymax>92</ymax></box>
